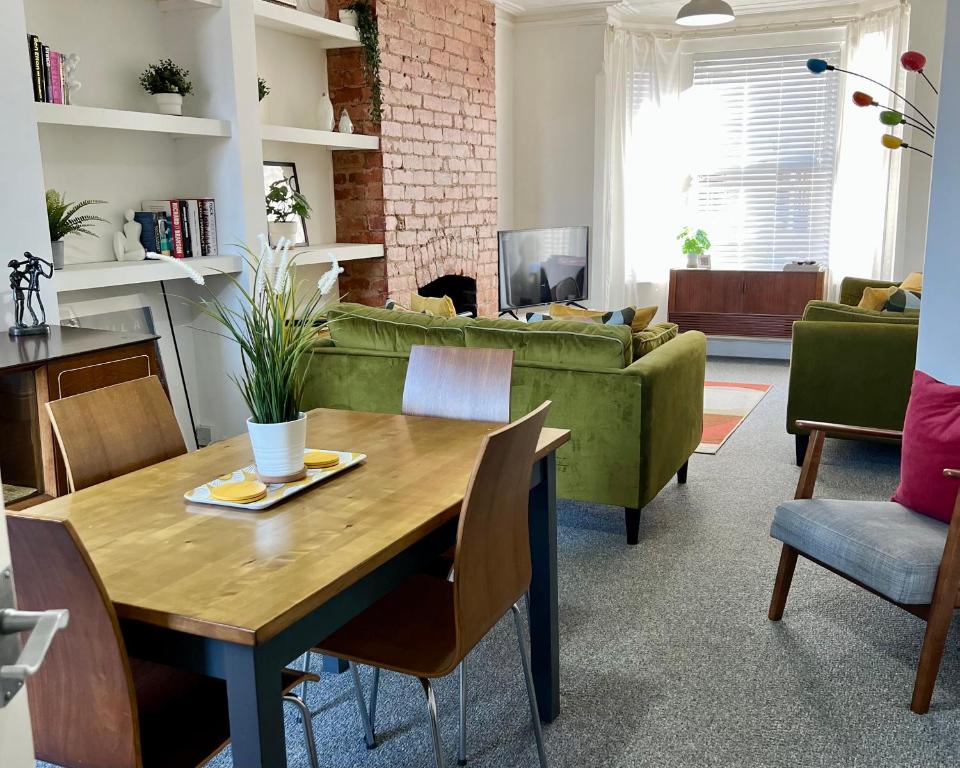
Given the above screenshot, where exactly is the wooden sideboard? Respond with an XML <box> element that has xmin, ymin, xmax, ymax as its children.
<box><xmin>667</xmin><ymin>269</ymin><xmax>827</xmax><ymax>338</ymax></box>
<box><xmin>0</xmin><ymin>326</ymin><xmax>164</xmax><ymax>508</ymax></box>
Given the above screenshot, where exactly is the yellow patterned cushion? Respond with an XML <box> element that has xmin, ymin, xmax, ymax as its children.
<box><xmin>899</xmin><ymin>272</ymin><xmax>923</xmax><ymax>292</ymax></box>
<box><xmin>411</xmin><ymin>294</ymin><xmax>457</xmax><ymax>317</ymax></box>
<box><xmin>549</xmin><ymin>303</ymin><xmax>658</xmax><ymax>333</ymax></box>
<box><xmin>858</xmin><ymin>286</ymin><xmax>897</xmax><ymax>311</ymax></box>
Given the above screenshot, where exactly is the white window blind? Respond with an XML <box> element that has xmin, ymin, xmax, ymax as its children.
<box><xmin>689</xmin><ymin>44</ymin><xmax>842</xmax><ymax>270</ymax></box>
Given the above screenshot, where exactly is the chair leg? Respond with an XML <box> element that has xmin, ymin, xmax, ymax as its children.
<box><xmin>295</xmin><ymin>651</ymin><xmax>313</xmax><ymax>722</ymax></box>
<box><xmin>510</xmin><ymin>604</ymin><xmax>549</xmax><ymax>768</ymax></box>
<box><xmin>350</xmin><ymin>662</ymin><xmax>377</xmax><ymax>748</ymax></box>
<box><xmin>911</xmin><ymin>593</ymin><xmax>958</xmax><ymax>714</ymax></box>
<box><xmin>458</xmin><ymin>660</ymin><xmax>467</xmax><ymax>766</ymax></box>
<box><xmin>795</xmin><ymin>434</ymin><xmax>809</xmax><ymax>468</ymax></box>
<box><xmin>419</xmin><ymin>677</ymin><xmax>446</xmax><ymax>768</ymax></box>
<box><xmin>283</xmin><ymin>693</ymin><xmax>320</xmax><ymax>768</ymax></box>
<box><xmin>625</xmin><ymin>507</ymin><xmax>642</xmax><ymax>546</ymax></box>
<box><xmin>677</xmin><ymin>460</ymin><xmax>689</xmax><ymax>484</ymax></box>
<box><xmin>369</xmin><ymin>666</ymin><xmax>380</xmax><ymax>736</ymax></box>
<box><xmin>768</xmin><ymin>544</ymin><xmax>798</xmax><ymax>621</ymax></box>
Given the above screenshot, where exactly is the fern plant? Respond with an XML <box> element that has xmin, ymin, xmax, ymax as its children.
<box><xmin>46</xmin><ymin>189</ymin><xmax>107</xmax><ymax>242</ymax></box>
<box><xmin>346</xmin><ymin>0</ymin><xmax>383</xmax><ymax>124</ymax></box>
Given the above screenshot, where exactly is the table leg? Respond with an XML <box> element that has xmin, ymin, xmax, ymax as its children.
<box><xmin>527</xmin><ymin>452</ymin><xmax>560</xmax><ymax>723</ymax></box>
<box><xmin>222</xmin><ymin>643</ymin><xmax>287</xmax><ymax>768</ymax></box>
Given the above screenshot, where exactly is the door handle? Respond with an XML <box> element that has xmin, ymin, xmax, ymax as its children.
<box><xmin>0</xmin><ymin>567</ymin><xmax>70</xmax><ymax>707</ymax></box>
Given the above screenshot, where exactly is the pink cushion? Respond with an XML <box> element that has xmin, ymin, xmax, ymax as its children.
<box><xmin>892</xmin><ymin>370</ymin><xmax>960</xmax><ymax>523</ymax></box>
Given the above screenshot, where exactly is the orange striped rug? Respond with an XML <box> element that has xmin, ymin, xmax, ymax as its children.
<box><xmin>696</xmin><ymin>381</ymin><xmax>772</xmax><ymax>455</ymax></box>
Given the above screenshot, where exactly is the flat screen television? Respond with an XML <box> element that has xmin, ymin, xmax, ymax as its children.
<box><xmin>498</xmin><ymin>226</ymin><xmax>589</xmax><ymax>312</ymax></box>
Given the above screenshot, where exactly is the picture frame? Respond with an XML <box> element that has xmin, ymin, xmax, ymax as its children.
<box><xmin>697</xmin><ymin>253</ymin><xmax>712</xmax><ymax>269</ymax></box>
<box><xmin>263</xmin><ymin>161</ymin><xmax>308</xmax><ymax>247</ymax></box>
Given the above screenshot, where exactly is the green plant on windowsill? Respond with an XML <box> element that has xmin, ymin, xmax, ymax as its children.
<box><xmin>677</xmin><ymin>227</ymin><xmax>711</xmax><ymax>268</ymax></box>
<box><xmin>345</xmin><ymin>0</ymin><xmax>383</xmax><ymax>124</ymax></box>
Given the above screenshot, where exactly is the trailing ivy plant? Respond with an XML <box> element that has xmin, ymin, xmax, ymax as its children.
<box><xmin>346</xmin><ymin>0</ymin><xmax>383</xmax><ymax>124</ymax></box>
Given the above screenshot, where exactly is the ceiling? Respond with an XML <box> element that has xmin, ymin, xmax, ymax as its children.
<box><xmin>501</xmin><ymin>0</ymin><xmax>863</xmax><ymax>19</ymax></box>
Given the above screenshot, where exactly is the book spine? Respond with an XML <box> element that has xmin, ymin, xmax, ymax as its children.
<box><xmin>168</xmin><ymin>200</ymin><xmax>185</xmax><ymax>259</ymax></box>
<box><xmin>179</xmin><ymin>200</ymin><xmax>193</xmax><ymax>258</ymax></box>
<box><xmin>41</xmin><ymin>44</ymin><xmax>50</xmax><ymax>103</ymax></box>
<box><xmin>49</xmin><ymin>50</ymin><xmax>62</xmax><ymax>105</ymax></box>
<box><xmin>157</xmin><ymin>212</ymin><xmax>172</xmax><ymax>256</ymax></box>
<box><xmin>59</xmin><ymin>53</ymin><xmax>66</xmax><ymax>104</ymax></box>
<box><xmin>202</xmin><ymin>199</ymin><xmax>219</xmax><ymax>257</ymax></box>
<box><xmin>133</xmin><ymin>212</ymin><xmax>159</xmax><ymax>253</ymax></box>
<box><xmin>28</xmin><ymin>36</ymin><xmax>43</xmax><ymax>102</ymax></box>
<box><xmin>197</xmin><ymin>202</ymin><xmax>207</xmax><ymax>257</ymax></box>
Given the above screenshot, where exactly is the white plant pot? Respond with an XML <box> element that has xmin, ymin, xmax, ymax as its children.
<box><xmin>338</xmin><ymin>9</ymin><xmax>358</xmax><ymax>26</ymax></box>
<box><xmin>268</xmin><ymin>220</ymin><xmax>298</xmax><ymax>246</ymax></box>
<box><xmin>50</xmin><ymin>240</ymin><xmax>65</xmax><ymax>270</ymax></box>
<box><xmin>154</xmin><ymin>92</ymin><xmax>183</xmax><ymax>116</ymax></box>
<box><xmin>247</xmin><ymin>412</ymin><xmax>307</xmax><ymax>482</ymax></box>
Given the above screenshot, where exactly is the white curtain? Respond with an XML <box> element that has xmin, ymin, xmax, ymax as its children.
<box><xmin>828</xmin><ymin>3</ymin><xmax>910</xmax><ymax>295</ymax></box>
<box><xmin>593</xmin><ymin>29</ymin><xmax>684</xmax><ymax>315</ymax></box>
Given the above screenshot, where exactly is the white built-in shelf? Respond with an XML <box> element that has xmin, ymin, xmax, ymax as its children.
<box><xmin>253</xmin><ymin>0</ymin><xmax>361</xmax><ymax>47</ymax></box>
<box><xmin>261</xmin><ymin>124</ymin><xmax>378</xmax><ymax>150</ymax></box>
<box><xmin>55</xmin><ymin>255</ymin><xmax>243</xmax><ymax>293</ymax></box>
<box><xmin>290</xmin><ymin>243</ymin><xmax>384</xmax><ymax>266</ymax></box>
<box><xmin>35</xmin><ymin>103</ymin><xmax>231</xmax><ymax>139</ymax></box>
<box><xmin>157</xmin><ymin>0</ymin><xmax>222</xmax><ymax>11</ymax></box>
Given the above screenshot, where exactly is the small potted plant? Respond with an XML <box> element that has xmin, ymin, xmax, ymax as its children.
<box><xmin>677</xmin><ymin>227</ymin><xmax>711</xmax><ymax>269</ymax></box>
<box><xmin>139</xmin><ymin>58</ymin><xmax>193</xmax><ymax>116</ymax></box>
<box><xmin>45</xmin><ymin>189</ymin><xmax>107</xmax><ymax>270</ymax></box>
<box><xmin>258</xmin><ymin>76</ymin><xmax>270</xmax><ymax>102</ymax></box>
<box><xmin>265</xmin><ymin>177</ymin><xmax>311</xmax><ymax>246</ymax></box>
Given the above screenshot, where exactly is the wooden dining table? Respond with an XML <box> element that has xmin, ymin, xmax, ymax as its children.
<box><xmin>16</xmin><ymin>407</ymin><xmax>569</xmax><ymax>768</ymax></box>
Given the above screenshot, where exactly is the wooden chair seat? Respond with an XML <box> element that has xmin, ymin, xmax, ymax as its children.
<box><xmin>316</xmin><ymin>575</ymin><xmax>457</xmax><ymax>678</ymax></box>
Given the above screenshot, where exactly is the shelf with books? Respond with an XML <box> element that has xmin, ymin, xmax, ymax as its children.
<box><xmin>35</xmin><ymin>103</ymin><xmax>231</xmax><ymax>139</ymax></box>
<box><xmin>55</xmin><ymin>254</ymin><xmax>244</xmax><ymax>293</ymax></box>
<box><xmin>260</xmin><ymin>124</ymin><xmax>378</xmax><ymax>150</ymax></box>
<box><xmin>253</xmin><ymin>0</ymin><xmax>361</xmax><ymax>47</ymax></box>
<box><xmin>289</xmin><ymin>243</ymin><xmax>384</xmax><ymax>266</ymax></box>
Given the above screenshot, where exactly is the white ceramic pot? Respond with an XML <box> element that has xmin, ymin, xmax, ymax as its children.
<box><xmin>686</xmin><ymin>252</ymin><xmax>699</xmax><ymax>269</ymax></box>
<box><xmin>268</xmin><ymin>220</ymin><xmax>298</xmax><ymax>246</ymax></box>
<box><xmin>317</xmin><ymin>91</ymin><xmax>335</xmax><ymax>131</ymax></box>
<box><xmin>339</xmin><ymin>9</ymin><xmax>358</xmax><ymax>26</ymax></box>
<box><xmin>247</xmin><ymin>412</ymin><xmax>307</xmax><ymax>481</ymax></box>
<box><xmin>154</xmin><ymin>92</ymin><xmax>183</xmax><ymax>116</ymax></box>
<box><xmin>50</xmin><ymin>240</ymin><xmax>65</xmax><ymax>270</ymax></box>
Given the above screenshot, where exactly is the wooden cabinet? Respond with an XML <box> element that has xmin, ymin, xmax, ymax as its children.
<box><xmin>668</xmin><ymin>269</ymin><xmax>827</xmax><ymax>338</ymax></box>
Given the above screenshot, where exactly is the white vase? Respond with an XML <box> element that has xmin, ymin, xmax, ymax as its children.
<box><xmin>268</xmin><ymin>220</ymin><xmax>298</xmax><ymax>246</ymax></box>
<box><xmin>317</xmin><ymin>91</ymin><xmax>335</xmax><ymax>131</ymax></box>
<box><xmin>50</xmin><ymin>240</ymin><xmax>65</xmax><ymax>270</ymax></box>
<box><xmin>154</xmin><ymin>92</ymin><xmax>183</xmax><ymax>116</ymax></box>
<box><xmin>338</xmin><ymin>9</ymin><xmax>358</xmax><ymax>26</ymax></box>
<box><xmin>247</xmin><ymin>412</ymin><xmax>307</xmax><ymax>482</ymax></box>
<box><xmin>686</xmin><ymin>252</ymin><xmax>698</xmax><ymax>269</ymax></box>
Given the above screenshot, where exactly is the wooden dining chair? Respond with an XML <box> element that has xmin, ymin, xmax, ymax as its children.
<box><xmin>45</xmin><ymin>375</ymin><xmax>187</xmax><ymax>492</ymax></box>
<box><xmin>313</xmin><ymin>402</ymin><xmax>552</xmax><ymax>768</ymax></box>
<box><xmin>7</xmin><ymin>513</ymin><xmax>321</xmax><ymax>768</ymax></box>
<box><xmin>402</xmin><ymin>345</ymin><xmax>514</xmax><ymax>423</ymax></box>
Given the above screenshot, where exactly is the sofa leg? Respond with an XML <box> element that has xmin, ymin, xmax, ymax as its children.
<box><xmin>795</xmin><ymin>434</ymin><xmax>810</xmax><ymax>468</ymax></box>
<box><xmin>677</xmin><ymin>460</ymin><xmax>689</xmax><ymax>485</ymax></box>
<box><xmin>625</xmin><ymin>507</ymin><xmax>642</xmax><ymax>546</ymax></box>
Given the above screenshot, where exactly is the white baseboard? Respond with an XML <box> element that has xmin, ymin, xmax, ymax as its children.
<box><xmin>706</xmin><ymin>336</ymin><xmax>791</xmax><ymax>360</ymax></box>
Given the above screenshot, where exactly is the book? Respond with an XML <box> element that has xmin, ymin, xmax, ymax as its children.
<box><xmin>49</xmin><ymin>49</ymin><xmax>62</xmax><ymax>105</ymax></box>
<box><xmin>142</xmin><ymin>200</ymin><xmax>185</xmax><ymax>258</ymax></box>
<box><xmin>133</xmin><ymin>212</ymin><xmax>161</xmax><ymax>254</ymax></box>
<box><xmin>157</xmin><ymin>212</ymin><xmax>172</xmax><ymax>257</ymax></box>
<box><xmin>186</xmin><ymin>199</ymin><xmax>202</xmax><ymax>257</ymax></box>
<box><xmin>27</xmin><ymin>35</ymin><xmax>43</xmax><ymax>102</ymax></box>
<box><xmin>200</xmin><ymin>199</ymin><xmax>218</xmax><ymax>257</ymax></box>
<box><xmin>178</xmin><ymin>200</ymin><xmax>192</xmax><ymax>258</ymax></box>
<box><xmin>41</xmin><ymin>44</ymin><xmax>50</xmax><ymax>103</ymax></box>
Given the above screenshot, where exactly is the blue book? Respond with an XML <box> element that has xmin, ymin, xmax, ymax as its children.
<box><xmin>133</xmin><ymin>211</ymin><xmax>160</xmax><ymax>254</ymax></box>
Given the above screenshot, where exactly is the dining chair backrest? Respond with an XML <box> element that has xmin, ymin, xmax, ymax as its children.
<box><xmin>452</xmin><ymin>401</ymin><xmax>551</xmax><ymax>654</ymax></box>
<box><xmin>402</xmin><ymin>345</ymin><xmax>514</xmax><ymax>423</ymax></box>
<box><xmin>7</xmin><ymin>514</ymin><xmax>142</xmax><ymax>768</ymax></box>
<box><xmin>46</xmin><ymin>375</ymin><xmax>187</xmax><ymax>492</ymax></box>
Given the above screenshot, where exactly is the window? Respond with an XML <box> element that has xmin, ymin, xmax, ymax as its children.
<box><xmin>688</xmin><ymin>44</ymin><xmax>842</xmax><ymax>270</ymax></box>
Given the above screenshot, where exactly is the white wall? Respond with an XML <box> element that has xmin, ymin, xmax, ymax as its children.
<box><xmin>496</xmin><ymin>9</ymin><xmax>515</xmax><ymax>230</ymax></box>
<box><xmin>916</xmin><ymin>0</ymin><xmax>960</xmax><ymax>384</ymax></box>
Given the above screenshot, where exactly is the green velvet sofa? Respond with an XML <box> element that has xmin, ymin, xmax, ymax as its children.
<box><xmin>787</xmin><ymin>277</ymin><xmax>918</xmax><ymax>465</ymax></box>
<box><xmin>302</xmin><ymin>303</ymin><xmax>707</xmax><ymax>544</ymax></box>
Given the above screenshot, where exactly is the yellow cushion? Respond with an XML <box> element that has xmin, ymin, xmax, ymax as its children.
<box><xmin>858</xmin><ymin>286</ymin><xmax>897</xmax><ymax>311</ymax></box>
<box><xmin>549</xmin><ymin>303</ymin><xmax>658</xmax><ymax>333</ymax></box>
<box><xmin>410</xmin><ymin>294</ymin><xmax>457</xmax><ymax>317</ymax></box>
<box><xmin>899</xmin><ymin>272</ymin><xmax>923</xmax><ymax>292</ymax></box>
<box><xmin>630</xmin><ymin>306</ymin><xmax>658</xmax><ymax>333</ymax></box>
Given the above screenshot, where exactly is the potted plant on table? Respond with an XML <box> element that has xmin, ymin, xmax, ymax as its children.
<box><xmin>677</xmin><ymin>227</ymin><xmax>711</xmax><ymax>269</ymax></box>
<box><xmin>45</xmin><ymin>189</ymin><xmax>107</xmax><ymax>270</ymax></box>
<box><xmin>265</xmin><ymin>177</ymin><xmax>311</xmax><ymax>246</ymax></box>
<box><xmin>139</xmin><ymin>58</ymin><xmax>193</xmax><ymax>116</ymax></box>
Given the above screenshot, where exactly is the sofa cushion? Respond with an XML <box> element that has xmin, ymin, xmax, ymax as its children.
<box><xmin>633</xmin><ymin>322</ymin><xmax>678</xmax><ymax>359</ymax></box>
<box><xmin>464</xmin><ymin>317</ymin><xmax>632</xmax><ymax>369</ymax></box>
<box><xmin>326</xmin><ymin>303</ymin><xmax>470</xmax><ymax>353</ymax></box>
<box><xmin>892</xmin><ymin>370</ymin><xmax>960</xmax><ymax>523</ymax></box>
<box><xmin>802</xmin><ymin>301</ymin><xmax>919</xmax><ymax>324</ymax></box>
<box><xmin>883</xmin><ymin>288</ymin><xmax>922</xmax><ymax>313</ymax></box>
<box><xmin>857</xmin><ymin>285</ymin><xmax>896</xmax><ymax>311</ymax></box>
<box><xmin>771</xmin><ymin>498</ymin><xmax>947</xmax><ymax>604</ymax></box>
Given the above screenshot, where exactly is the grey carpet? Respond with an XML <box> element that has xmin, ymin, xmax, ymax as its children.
<box><xmin>41</xmin><ymin>358</ymin><xmax>960</xmax><ymax>767</ymax></box>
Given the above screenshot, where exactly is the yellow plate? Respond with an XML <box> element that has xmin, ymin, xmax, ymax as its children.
<box><xmin>211</xmin><ymin>480</ymin><xmax>268</xmax><ymax>503</ymax></box>
<box><xmin>304</xmin><ymin>450</ymin><xmax>340</xmax><ymax>469</ymax></box>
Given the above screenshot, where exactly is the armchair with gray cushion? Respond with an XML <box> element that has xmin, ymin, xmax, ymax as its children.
<box><xmin>768</xmin><ymin>420</ymin><xmax>960</xmax><ymax>714</ymax></box>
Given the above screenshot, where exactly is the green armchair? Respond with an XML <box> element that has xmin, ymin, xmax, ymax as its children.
<box><xmin>786</xmin><ymin>277</ymin><xmax>918</xmax><ymax>465</ymax></box>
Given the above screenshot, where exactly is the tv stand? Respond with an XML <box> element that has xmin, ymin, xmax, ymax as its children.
<box><xmin>498</xmin><ymin>309</ymin><xmax>519</xmax><ymax>320</ymax></box>
<box><xmin>561</xmin><ymin>301</ymin><xmax>587</xmax><ymax>309</ymax></box>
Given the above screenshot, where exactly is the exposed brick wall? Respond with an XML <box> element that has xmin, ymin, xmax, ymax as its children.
<box><xmin>327</xmin><ymin>0</ymin><xmax>498</xmax><ymax>315</ymax></box>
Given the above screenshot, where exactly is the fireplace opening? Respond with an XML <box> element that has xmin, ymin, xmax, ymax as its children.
<box><xmin>418</xmin><ymin>275</ymin><xmax>477</xmax><ymax>317</ymax></box>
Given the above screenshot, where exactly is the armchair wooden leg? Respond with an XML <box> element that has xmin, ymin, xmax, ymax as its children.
<box><xmin>911</xmin><ymin>603</ymin><xmax>954</xmax><ymax>714</ymax></box>
<box><xmin>677</xmin><ymin>460</ymin><xmax>689</xmax><ymax>485</ymax></box>
<box><xmin>768</xmin><ymin>544</ymin><xmax>798</xmax><ymax>621</ymax></box>
<box><xmin>795</xmin><ymin>434</ymin><xmax>809</xmax><ymax>468</ymax></box>
<box><xmin>625</xmin><ymin>507</ymin><xmax>642</xmax><ymax>546</ymax></box>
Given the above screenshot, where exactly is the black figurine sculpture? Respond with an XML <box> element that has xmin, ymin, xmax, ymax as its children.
<box><xmin>8</xmin><ymin>252</ymin><xmax>53</xmax><ymax>337</ymax></box>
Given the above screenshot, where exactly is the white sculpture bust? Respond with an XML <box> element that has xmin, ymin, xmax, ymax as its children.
<box><xmin>113</xmin><ymin>209</ymin><xmax>146</xmax><ymax>262</ymax></box>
